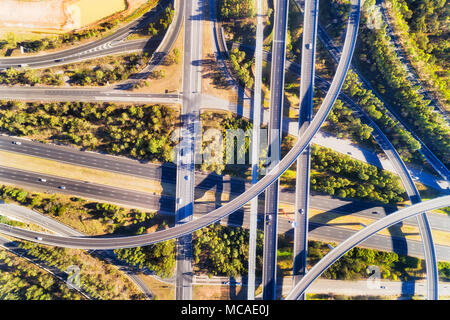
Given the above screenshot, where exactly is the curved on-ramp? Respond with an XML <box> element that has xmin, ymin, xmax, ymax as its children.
<box><xmin>0</xmin><ymin>0</ymin><xmax>361</xmax><ymax>250</ymax></box>
<box><xmin>285</xmin><ymin>195</ymin><xmax>450</xmax><ymax>300</ymax></box>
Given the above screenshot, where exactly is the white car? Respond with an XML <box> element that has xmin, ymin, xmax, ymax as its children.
<box><xmin>58</xmin><ymin>186</ymin><xmax>66</xmax><ymax>190</ymax></box>
<box><xmin>39</xmin><ymin>178</ymin><xmax>47</xmax><ymax>182</ymax></box>
<box><xmin>305</xmin><ymin>43</ymin><xmax>312</xmax><ymax>50</ymax></box>
<box><xmin>12</xmin><ymin>141</ymin><xmax>22</xmax><ymax>145</ymax></box>
<box><xmin>35</xmin><ymin>236</ymin><xmax>43</xmax><ymax>241</ymax></box>
<box><xmin>298</xmin><ymin>208</ymin><xmax>305</xmax><ymax>215</ymax></box>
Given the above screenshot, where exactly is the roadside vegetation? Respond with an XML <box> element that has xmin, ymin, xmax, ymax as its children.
<box><xmin>17</xmin><ymin>242</ymin><xmax>145</xmax><ymax>300</ymax></box>
<box><xmin>310</xmin><ymin>145</ymin><xmax>404</xmax><ymax>204</ymax></box>
<box><xmin>356</xmin><ymin>0</ymin><xmax>450</xmax><ymax>167</ymax></box>
<box><xmin>0</xmin><ymin>53</ymin><xmax>152</xmax><ymax>87</ymax></box>
<box><xmin>193</xmin><ymin>224</ymin><xmax>263</xmax><ymax>277</ymax></box>
<box><xmin>343</xmin><ymin>70</ymin><xmax>426</xmax><ymax>165</ymax></box>
<box><xmin>115</xmin><ymin>239</ymin><xmax>176</xmax><ymax>279</ymax></box>
<box><xmin>219</xmin><ymin>0</ymin><xmax>255</xmax><ymax>20</ymax></box>
<box><xmin>0</xmin><ymin>101</ymin><xmax>177</xmax><ymax>163</ymax></box>
<box><xmin>387</xmin><ymin>0</ymin><xmax>449</xmax><ymax>107</ymax></box>
<box><xmin>229</xmin><ymin>48</ymin><xmax>254</xmax><ymax>89</ymax></box>
<box><xmin>0</xmin><ymin>249</ymin><xmax>85</xmax><ymax>300</ymax></box>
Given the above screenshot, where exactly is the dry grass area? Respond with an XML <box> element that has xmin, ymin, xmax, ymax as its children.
<box><xmin>193</xmin><ymin>284</ymin><xmax>246</xmax><ymax>300</ymax></box>
<box><xmin>132</xmin><ymin>25</ymin><xmax>184</xmax><ymax>94</ymax></box>
<box><xmin>200</xmin><ymin>2</ymin><xmax>239</xmax><ymax>104</ymax></box>
<box><xmin>138</xmin><ymin>274</ymin><xmax>174</xmax><ymax>300</ymax></box>
<box><xmin>0</xmin><ymin>0</ymin><xmax>145</xmax><ymax>31</ymax></box>
<box><xmin>23</xmin><ymin>243</ymin><xmax>145</xmax><ymax>299</ymax></box>
<box><xmin>69</xmin><ymin>0</ymin><xmax>127</xmax><ymax>28</ymax></box>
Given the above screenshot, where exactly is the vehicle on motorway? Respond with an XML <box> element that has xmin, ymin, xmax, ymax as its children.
<box><xmin>291</xmin><ymin>221</ymin><xmax>297</xmax><ymax>228</ymax></box>
<box><xmin>222</xmin><ymin>281</ymin><xmax>229</xmax><ymax>285</ymax></box>
<box><xmin>58</xmin><ymin>186</ymin><xmax>66</xmax><ymax>190</ymax></box>
<box><xmin>19</xmin><ymin>64</ymin><xmax>29</xmax><ymax>68</ymax></box>
<box><xmin>38</xmin><ymin>178</ymin><xmax>47</xmax><ymax>182</ymax></box>
<box><xmin>184</xmin><ymin>175</ymin><xmax>189</xmax><ymax>181</ymax></box>
<box><xmin>12</xmin><ymin>141</ymin><xmax>22</xmax><ymax>145</ymax></box>
<box><xmin>54</xmin><ymin>59</ymin><xmax>64</xmax><ymax>62</ymax></box>
<box><xmin>298</xmin><ymin>208</ymin><xmax>304</xmax><ymax>215</ymax></box>
<box><xmin>305</xmin><ymin>43</ymin><xmax>312</xmax><ymax>49</ymax></box>
<box><xmin>35</xmin><ymin>236</ymin><xmax>43</xmax><ymax>241</ymax></box>
<box><xmin>177</xmin><ymin>198</ymin><xmax>183</xmax><ymax>204</ymax></box>
<box><xmin>372</xmin><ymin>211</ymin><xmax>378</xmax><ymax>215</ymax></box>
<box><xmin>266</xmin><ymin>215</ymin><xmax>272</xmax><ymax>224</ymax></box>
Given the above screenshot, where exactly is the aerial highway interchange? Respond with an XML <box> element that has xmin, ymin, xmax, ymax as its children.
<box><xmin>0</xmin><ymin>0</ymin><xmax>448</xmax><ymax>301</ymax></box>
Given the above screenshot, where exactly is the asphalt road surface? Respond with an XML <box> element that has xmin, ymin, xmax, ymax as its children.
<box><xmin>293</xmin><ymin>0</ymin><xmax>319</xmax><ymax>289</ymax></box>
<box><xmin>262</xmin><ymin>0</ymin><xmax>290</xmax><ymax>300</ymax></box>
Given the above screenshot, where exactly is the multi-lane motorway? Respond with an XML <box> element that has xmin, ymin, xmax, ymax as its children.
<box><xmin>174</xmin><ymin>0</ymin><xmax>204</xmax><ymax>301</ymax></box>
<box><xmin>262</xmin><ymin>0</ymin><xmax>290</xmax><ymax>301</ymax></box>
<box><xmin>247</xmin><ymin>0</ymin><xmax>265</xmax><ymax>301</ymax></box>
<box><xmin>292</xmin><ymin>0</ymin><xmax>319</xmax><ymax>293</ymax></box>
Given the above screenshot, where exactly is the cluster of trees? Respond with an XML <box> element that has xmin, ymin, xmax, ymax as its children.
<box><xmin>0</xmin><ymin>101</ymin><xmax>177</xmax><ymax>162</ymax></box>
<box><xmin>0</xmin><ymin>53</ymin><xmax>149</xmax><ymax>87</ymax></box>
<box><xmin>309</xmin><ymin>145</ymin><xmax>406</xmax><ymax>203</ymax></box>
<box><xmin>358</xmin><ymin>0</ymin><xmax>450</xmax><ymax>167</ymax></box>
<box><xmin>69</xmin><ymin>53</ymin><xmax>150</xmax><ymax>86</ymax></box>
<box><xmin>0</xmin><ymin>250</ymin><xmax>83</xmax><ymax>300</ymax></box>
<box><xmin>0</xmin><ymin>185</ymin><xmax>73</xmax><ymax>220</ymax></box>
<box><xmin>326</xmin><ymin>99</ymin><xmax>376</xmax><ymax>143</ymax></box>
<box><xmin>163</xmin><ymin>48</ymin><xmax>180</xmax><ymax>66</ymax></box>
<box><xmin>318</xmin><ymin>0</ymin><xmax>351</xmax><ymax>39</ymax></box>
<box><xmin>0</xmin><ymin>67</ymin><xmax>63</xmax><ymax>86</ymax></box>
<box><xmin>114</xmin><ymin>239</ymin><xmax>176</xmax><ymax>279</ymax></box>
<box><xmin>193</xmin><ymin>224</ymin><xmax>263</xmax><ymax>277</ymax></box>
<box><xmin>18</xmin><ymin>242</ymin><xmax>143</xmax><ymax>300</ymax></box>
<box><xmin>438</xmin><ymin>262</ymin><xmax>450</xmax><ymax>281</ymax></box>
<box><xmin>229</xmin><ymin>48</ymin><xmax>254</xmax><ymax>89</ymax></box>
<box><xmin>200</xmin><ymin>112</ymin><xmax>253</xmax><ymax>176</ymax></box>
<box><xmin>343</xmin><ymin>70</ymin><xmax>423</xmax><ymax>163</ymax></box>
<box><xmin>220</xmin><ymin>0</ymin><xmax>255</xmax><ymax>20</ymax></box>
<box><xmin>309</xmin><ymin>241</ymin><xmax>423</xmax><ymax>281</ymax></box>
<box><xmin>114</xmin><ymin>218</ymin><xmax>175</xmax><ymax>279</ymax></box>
<box><xmin>147</xmin><ymin>6</ymin><xmax>174</xmax><ymax>36</ymax></box>
<box><xmin>93</xmin><ymin>202</ymin><xmax>156</xmax><ymax>234</ymax></box>
<box><xmin>389</xmin><ymin>0</ymin><xmax>449</xmax><ymax>105</ymax></box>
